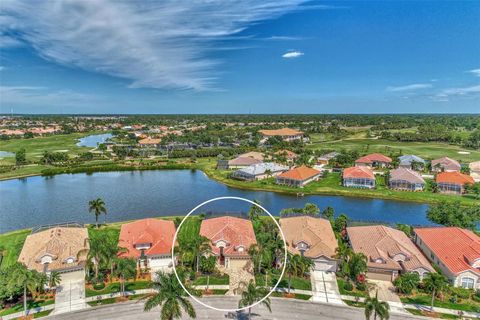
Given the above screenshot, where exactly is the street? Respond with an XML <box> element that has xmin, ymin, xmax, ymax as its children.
<box><xmin>48</xmin><ymin>296</ymin><xmax>428</xmax><ymax>320</ymax></box>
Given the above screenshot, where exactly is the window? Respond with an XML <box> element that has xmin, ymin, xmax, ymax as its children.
<box><xmin>461</xmin><ymin>277</ymin><xmax>475</xmax><ymax>289</ymax></box>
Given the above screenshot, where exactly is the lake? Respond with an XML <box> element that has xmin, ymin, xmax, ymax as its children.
<box><xmin>0</xmin><ymin>151</ymin><xmax>15</xmax><ymax>158</ymax></box>
<box><xmin>0</xmin><ymin>170</ymin><xmax>432</xmax><ymax>233</ymax></box>
<box><xmin>76</xmin><ymin>133</ymin><xmax>113</xmax><ymax>147</ymax></box>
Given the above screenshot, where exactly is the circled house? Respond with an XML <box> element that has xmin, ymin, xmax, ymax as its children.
<box><xmin>118</xmin><ymin>218</ymin><xmax>177</xmax><ymax>277</ymax></box>
<box><xmin>199</xmin><ymin>216</ymin><xmax>257</xmax><ymax>270</ymax></box>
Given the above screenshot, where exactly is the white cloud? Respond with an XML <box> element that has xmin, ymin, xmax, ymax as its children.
<box><xmin>386</xmin><ymin>83</ymin><xmax>433</xmax><ymax>92</ymax></box>
<box><xmin>266</xmin><ymin>36</ymin><xmax>303</xmax><ymax>41</ymax></box>
<box><xmin>0</xmin><ymin>0</ymin><xmax>309</xmax><ymax>91</ymax></box>
<box><xmin>282</xmin><ymin>50</ymin><xmax>304</xmax><ymax>59</ymax></box>
<box><xmin>467</xmin><ymin>68</ymin><xmax>480</xmax><ymax>77</ymax></box>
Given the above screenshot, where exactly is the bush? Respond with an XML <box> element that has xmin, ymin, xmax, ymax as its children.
<box><xmin>356</xmin><ymin>282</ymin><xmax>367</xmax><ymax>292</ymax></box>
<box><xmin>93</xmin><ymin>282</ymin><xmax>106</xmax><ymax>290</ymax></box>
<box><xmin>449</xmin><ymin>295</ymin><xmax>458</xmax><ymax>304</ymax></box>
<box><xmin>343</xmin><ymin>281</ymin><xmax>353</xmax><ymax>292</ymax></box>
<box><xmin>449</xmin><ymin>287</ymin><xmax>472</xmax><ymax>300</ymax></box>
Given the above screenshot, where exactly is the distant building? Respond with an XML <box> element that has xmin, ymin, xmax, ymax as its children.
<box><xmin>389</xmin><ymin>167</ymin><xmax>425</xmax><ymax>191</ymax></box>
<box><xmin>227</xmin><ymin>156</ymin><xmax>262</xmax><ymax>169</ymax></box>
<box><xmin>259</xmin><ymin>128</ymin><xmax>304</xmax><ymax>142</ymax></box>
<box><xmin>414</xmin><ymin>227</ymin><xmax>480</xmax><ymax>289</ymax></box>
<box><xmin>237</xmin><ymin>151</ymin><xmax>265</xmax><ymax>161</ymax></box>
<box><xmin>431</xmin><ymin>157</ymin><xmax>461</xmax><ymax>173</ymax></box>
<box><xmin>138</xmin><ymin>137</ymin><xmax>161</xmax><ymax>147</ymax></box>
<box><xmin>347</xmin><ymin>225</ymin><xmax>434</xmax><ymax>281</ymax></box>
<box><xmin>355</xmin><ymin>153</ymin><xmax>392</xmax><ymax>168</ymax></box>
<box><xmin>280</xmin><ymin>216</ymin><xmax>338</xmax><ymax>271</ymax></box>
<box><xmin>274</xmin><ymin>149</ymin><xmax>298</xmax><ymax>163</ymax></box>
<box><xmin>232</xmin><ymin>162</ymin><xmax>288</xmax><ymax>181</ymax></box>
<box><xmin>469</xmin><ymin>161</ymin><xmax>480</xmax><ymax>182</ymax></box>
<box><xmin>398</xmin><ymin>155</ymin><xmax>426</xmax><ymax>170</ymax></box>
<box><xmin>343</xmin><ymin>166</ymin><xmax>375</xmax><ymax>189</ymax></box>
<box><xmin>317</xmin><ymin>152</ymin><xmax>340</xmax><ymax>165</ymax></box>
<box><xmin>200</xmin><ymin>216</ymin><xmax>257</xmax><ymax>270</ymax></box>
<box><xmin>436</xmin><ymin>171</ymin><xmax>474</xmax><ymax>194</ymax></box>
<box><xmin>276</xmin><ymin>165</ymin><xmax>322</xmax><ymax>188</ymax></box>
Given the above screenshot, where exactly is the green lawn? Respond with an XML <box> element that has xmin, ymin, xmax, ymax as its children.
<box><xmin>177</xmin><ymin>216</ymin><xmax>202</xmax><ymax>246</ymax></box>
<box><xmin>270</xmin><ymin>291</ymin><xmax>312</xmax><ymax>300</ymax></box>
<box><xmin>255</xmin><ymin>274</ymin><xmax>312</xmax><ymax>291</ymax></box>
<box><xmin>85</xmin><ymin>281</ymin><xmax>151</xmax><ymax>297</ymax></box>
<box><xmin>33</xmin><ymin>309</ymin><xmax>54</xmax><ymax>318</ymax></box>
<box><xmin>337</xmin><ymin>278</ymin><xmax>368</xmax><ymax>298</ymax></box>
<box><xmin>0</xmin><ymin>229</ymin><xmax>30</xmax><ymax>269</ymax></box>
<box><xmin>401</xmin><ymin>294</ymin><xmax>480</xmax><ymax>313</ymax></box>
<box><xmin>193</xmin><ymin>274</ymin><xmax>229</xmax><ymax>285</ymax></box>
<box><xmin>0</xmin><ymin>299</ymin><xmax>54</xmax><ymax>316</ymax></box>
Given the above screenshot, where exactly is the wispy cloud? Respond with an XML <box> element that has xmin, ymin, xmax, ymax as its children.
<box><xmin>265</xmin><ymin>36</ymin><xmax>304</xmax><ymax>41</ymax></box>
<box><xmin>434</xmin><ymin>84</ymin><xmax>480</xmax><ymax>101</ymax></box>
<box><xmin>282</xmin><ymin>50</ymin><xmax>304</xmax><ymax>59</ymax></box>
<box><xmin>467</xmin><ymin>68</ymin><xmax>480</xmax><ymax>77</ymax></box>
<box><xmin>386</xmin><ymin>83</ymin><xmax>433</xmax><ymax>92</ymax></box>
<box><xmin>0</xmin><ymin>0</ymin><xmax>310</xmax><ymax>91</ymax></box>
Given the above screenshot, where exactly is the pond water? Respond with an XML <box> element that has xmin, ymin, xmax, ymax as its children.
<box><xmin>76</xmin><ymin>133</ymin><xmax>113</xmax><ymax>147</ymax></box>
<box><xmin>0</xmin><ymin>151</ymin><xmax>15</xmax><ymax>157</ymax></box>
<box><xmin>0</xmin><ymin>170</ymin><xmax>432</xmax><ymax>233</ymax></box>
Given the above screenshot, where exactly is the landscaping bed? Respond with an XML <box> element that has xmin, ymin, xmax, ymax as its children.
<box><xmin>85</xmin><ymin>281</ymin><xmax>151</xmax><ymax>297</ymax></box>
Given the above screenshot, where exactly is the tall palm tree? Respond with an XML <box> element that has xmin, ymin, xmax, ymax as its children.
<box><xmin>143</xmin><ymin>272</ymin><xmax>196</xmax><ymax>320</ymax></box>
<box><xmin>238</xmin><ymin>280</ymin><xmax>271</xmax><ymax>320</ymax></box>
<box><xmin>48</xmin><ymin>271</ymin><xmax>62</xmax><ymax>290</ymax></box>
<box><xmin>364</xmin><ymin>291</ymin><xmax>390</xmax><ymax>320</ymax></box>
<box><xmin>113</xmin><ymin>258</ymin><xmax>137</xmax><ymax>296</ymax></box>
<box><xmin>192</xmin><ymin>236</ymin><xmax>211</xmax><ymax>273</ymax></box>
<box><xmin>423</xmin><ymin>273</ymin><xmax>448</xmax><ymax>310</ymax></box>
<box><xmin>285</xmin><ymin>253</ymin><xmax>301</xmax><ymax>294</ymax></box>
<box><xmin>88</xmin><ymin>198</ymin><xmax>107</xmax><ymax>228</ymax></box>
<box><xmin>81</xmin><ymin>233</ymin><xmax>108</xmax><ymax>279</ymax></box>
<box><xmin>9</xmin><ymin>263</ymin><xmax>44</xmax><ymax>317</ymax></box>
<box><xmin>103</xmin><ymin>235</ymin><xmax>128</xmax><ymax>281</ymax></box>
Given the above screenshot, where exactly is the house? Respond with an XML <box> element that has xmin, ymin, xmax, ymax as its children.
<box><xmin>274</xmin><ymin>149</ymin><xmax>298</xmax><ymax>163</ymax></box>
<box><xmin>138</xmin><ymin>137</ymin><xmax>161</xmax><ymax>147</ymax></box>
<box><xmin>389</xmin><ymin>167</ymin><xmax>426</xmax><ymax>191</ymax></box>
<box><xmin>280</xmin><ymin>216</ymin><xmax>338</xmax><ymax>271</ymax></box>
<box><xmin>436</xmin><ymin>171</ymin><xmax>474</xmax><ymax>194</ymax></box>
<box><xmin>343</xmin><ymin>166</ymin><xmax>375</xmax><ymax>189</ymax></box>
<box><xmin>398</xmin><ymin>155</ymin><xmax>426</xmax><ymax>170</ymax></box>
<box><xmin>200</xmin><ymin>216</ymin><xmax>257</xmax><ymax>270</ymax></box>
<box><xmin>18</xmin><ymin>226</ymin><xmax>89</xmax><ymax>277</ymax></box>
<box><xmin>414</xmin><ymin>227</ymin><xmax>480</xmax><ymax>289</ymax></box>
<box><xmin>118</xmin><ymin>218</ymin><xmax>176</xmax><ymax>275</ymax></box>
<box><xmin>469</xmin><ymin>161</ymin><xmax>480</xmax><ymax>182</ymax></box>
<box><xmin>259</xmin><ymin>128</ymin><xmax>304</xmax><ymax>142</ymax></box>
<box><xmin>431</xmin><ymin>157</ymin><xmax>461</xmax><ymax>172</ymax></box>
<box><xmin>317</xmin><ymin>152</ymin><xmax>340</xmax><ymax>165</ymax></box>
<box><xmin>276</xmin><ymin>165</ymin><xmax>322</xmax><ymax>188</ymax></box>
<box><xmin>347</xmin><ymin>225</ymin><xmax>434</xmax><ymax>281</ymax></box>
<box><xmin>238</xmin><ymin>151</ymin><xmax>265</xmax><ymax>161</ymax></box>
<box><xmin>227</xmin><ymin>156</ymin><xmax>262</xmax><ymax>169</ymax></box>
<box><xmin>355</xmin><ymin>153</ymin><xmax>392</xmax><ymax>168</ymax></box>
<box><xmin>231</xmin><ymin>162</ymin><xmax>288</xmax><ymax>181</ymax></box>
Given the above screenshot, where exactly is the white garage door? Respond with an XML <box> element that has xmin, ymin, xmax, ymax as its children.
<box><xmin>314</xmin><ymin>259</ymin><xmax>336</xmax><ymax>272</ymax></box>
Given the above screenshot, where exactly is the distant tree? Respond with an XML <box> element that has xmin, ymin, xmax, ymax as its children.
<box><xmin>303</xmin><ymin>203</ymin><xmax>320</xmax><ymax>216</ymax></box>
<box><xmin>24</xmin><ymin>132</ymin><xmax>34</xmax><ymax>139</ymax></box>
<box><xmin>88</xmin><ymin>198</ymin><xmax>107</xmax><ymax>228</ymax></box>
<box><xmin>15</xmin><ymin>148</ymin><xmax>26</xmax><ymax>166</ymax></box>
<box><xmin>427</xmin><ymin>201</ymin><xmax>480</xmax><ymax>230</ymax></box>
<box><xmin>322</xmin><ymin>206</ymin><xmax>335</xmax><ymax>223</ymax></box>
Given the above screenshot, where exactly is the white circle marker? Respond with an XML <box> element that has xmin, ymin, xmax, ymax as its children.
<box><xmin>171</xmin><ymin>196</ymin><xmax>287</xmax><ymax>312</ymax></box>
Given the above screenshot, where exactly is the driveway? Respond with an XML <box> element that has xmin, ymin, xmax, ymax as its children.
<box><xmin>368</xmin><ymin>280</ymin><xmax>406</xmax><ymax>314</ymax></box>
<box><xmin>310</xmin><ymin>270</ymin><xmax>344</xmax><ymax>305</ymax></box>
<box><xmin>52</xmin><ymin>270</ymin><xmax>88</xmax><ymax>315</ymax></box>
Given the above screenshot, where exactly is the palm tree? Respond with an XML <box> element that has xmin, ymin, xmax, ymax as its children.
<box><xmin>48</xmin><ymin>271</ymin><xmax>62</xmax><ymax>290</ymax></box>
<box><xmin>88</xmin><ymin>198</ymin><xmax>107</xmax><ymax>228</ymax></box>
<box><xmin>9</xmin><ymin>263</ymin><xmax>44</xmax><ymax>317</ymax></box>
<box><xmin>103</xmin><ymin>235</ymin><xmax>128</xmax><ymax>281</ymax></box>
<box><xmin>285</xmin><ymin>253</ymin><xmax>301</xmax><ymax>294</ymax></box>
<box><xmin>423</xmin><ymin>273</ymin><xmax>448</xmax><ymax>310</ymax></box>
<box><xmin>113</xmin><ymin>258</ymin><xmax>137</xmax><ymax>296</ymax></box>
<box><xmin>248</xmin><ymin>200</ymin><xmax>263</xmax><ymax>221</ymax></box>
<box><xmin>192</xmin><ymin>236</ymin><xmax>211</xmax><ymax>273</ymax></box>
<box><xmin>82</xmin><ymin>233</ymin><xmax>108</xmax><ymax>279</ymax></box>
<box><xmin>335</xmin><ymin>241</ymin><xmax>353</xmax><ymax>276</ymax></box>
<box><xmin>238</xmin><ymin>280</ymin><xmax>271</xmax><ymax>320</ymax></box>
<box><xmin>143</xmin><ymin>272</ymin><xmax>196</xmax><ymax>320</ymax></box>
<box><xmin>364</xmin><ymin>291</ymin><xmax>390</xmax><ymax>320</ymax></box>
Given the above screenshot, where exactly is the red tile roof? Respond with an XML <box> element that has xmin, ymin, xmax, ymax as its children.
<box><xmin>118</xmin><ymin>218</ymin><xmax>176</xmax><ymax>258</ymax></box>
<box><xmin>414</xmin><ymin>227</ymin><xmax>480</xmax><ymax>275</ymax></box>
<box><xmin>355</xmin><ymin>153</ymin><xmax>392</xmax><ymax>164</ymax></box>
<box><xmin>343</xmin><ymin>166</ymin><xmax>375</xmax><ymax>179</ymax></box>
<box><xmin>436</xmin><ymin>171</ymin><xmax>474</xmax><ymax>185</ymax></box>
<box><xmin>277</xmin><ymin>165</ymin><xmax>321</xmax><ymax>181</ymax></box>
<box><xmin>200</xmin><ymin>216</ymin><xmax>257</xmax><ymax>258</ymax></box>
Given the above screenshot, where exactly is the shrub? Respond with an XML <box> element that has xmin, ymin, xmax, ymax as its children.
<box><xmin>449</xmin><ymin>287</ymin><xmax>472</xmax><ymax>300</ymax></box>
<box><xmin>356</xmin><ymin>282</ymin><xmax>367</xmax><ymax>292</ymax></box>
<box><xmin>343</xmin><ymin>281</ymin><xmax>353</xmax><ymax>292</ymax></box>
<box><xmin>93</xmin><ymin>282</ymin><xmax>105</xmax><ymax>290</ymax></box>
<box><xmin>449</xmin><ymin>295</ymin><xmax>458</xmax><ymax>304</ymax></box>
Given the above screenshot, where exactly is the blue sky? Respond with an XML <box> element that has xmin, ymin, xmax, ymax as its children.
<box><xmin>0</xmin><ymin>0</ymin><xmax>479</xmax><ymax>114</ymax></box>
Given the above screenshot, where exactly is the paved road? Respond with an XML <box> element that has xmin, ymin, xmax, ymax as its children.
<box><xmin>48</xmin><ymin>296</ymin><xmax>428</xmax><ymax>320</ymax></box>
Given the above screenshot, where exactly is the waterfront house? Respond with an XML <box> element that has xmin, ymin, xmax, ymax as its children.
<box><xmin>118</xmin><ymin>218</ymin><xmax>176</xmax><ymax>276</ymax></box>
<box><xmin>347</xmin><ymin>225</ymin><xmax>434</xmax><ymax>281</ymax></box>
<box><xmin>231</xmin><ymin>162</ymin><xmax>288</xmax><ymax>181</ymax></box>
<box><xmin>259</xmin><ymin>128</ymin><xmax>304</xmax><ymax>142</ymax></box>
<box><xmin>280</xmin><ymin>216</ymin><xmax>338</xmax><ymax>271</ymax></box>
<box><xmin>18</xmin><ymin>225</ymin><xmax>89</xmax><ymax>279</ymax></box>
<box><xmin>200</xmin><ymin>216</ymin><xmax>257</xmax><ymax>270</ymax></box>
<box><xmin>317</xmin><ymin>152</ymin><xmax>340</xmax><ymax>165</ymax></box>
<box><xmin>276</xmin><ymin>165</ymin><xmax>321</xmax><ymax>188</ymax></box>
<box><xmin>355</xmin><ymin>153</ymin><xmax>392</xmax><ymax>168</ymax></box>
<box><xmin>343</xmin><ymin>166</ymin><xmax>375</xmax><ymax>189</ymax></box>
<box><xmin>431</xmin><ymin>156</ymin><xmax>461</xmax><ymax>172</ymax></box>
<box><xmin>414</xmin><ymin>227</ymin><xmax>480</xmax><ymax>289</ymax></box>
<box><xmin>436</xmin><ymin>171</ymin><xmax>474</xmax><ymax>194</ymax></box>
<box><xmin>398</xmin><ymin>155</ymin><xmax>426</xmax><ymax>170</ymax></box>
<box><xmin>138</xmin><ymin>137</ymin><xmax>161</xmax><ymax>148</ymax></box>
<box><xmin>227</xmin><ymin>156</ymin><xmax>262</xmax><ymax>169</ymax></box>
<box><xmin>389</xmin><ymin>167</ymin><xmax>425</xmax><ymax>191</ymax></box>
<box><xmin>469</xmin><ymin>161</ymin><xmax>480</xmax><ymax>182</ymax></box>
<box><xmin>238</xmin><ymin>151</ymin><xmax>265</xmax><ymax>161</ymax></box>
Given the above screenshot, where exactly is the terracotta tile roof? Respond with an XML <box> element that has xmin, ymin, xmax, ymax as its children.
<box><xmin>228</xmin><ymin>156</ymin><xmax>262</xmax><ymax>166</ymax></box>
<box><xmin>343</xmin><ymin>166</ymin><xmax>375</xmax><ymax>179</ymax></box>
<box><xmin>238</xmin><ymin>151</ymin><xmax>265</xmax><ymax>161</ymax></box>
<box><xmin>259</xmin><ymin>128</ymin><xmax>303</xmax><ymax>137</ymax></box>
<box><xmin>431</xmin><ymin>157</ymin><xmax>461</xmax><ymax>171</ymax></box>
<box><xmin>18</xmin><ymin>227</ymin><xmax>89</xmax><ymax>273</ymax></box>
<box><xmin>436</xmin><ymin>171</ymin><xmax>474</xmax><ymax>185</ymax></box>
<box><xmin>414</xmin><ymin>227</ymin><xmax>480</xmax><ymax>275</ymax></box>
<box><xmin>138</xmin><ymin>137</ymin><xmax>161</xmax><ymax>145</ymax></box>
<box><xmin>347</xmin><ymin>225</ymin><xmax>434</xmax><ymax>273</ymax></box>
<box><xmin>277</xmin><ymin>165</ymin><xmax>321</xmax><ymax>181</ymax></box>
<box><xmin>200</xmin><ymin>216</ymin><xmax>257</xmax><ymax>258</ymax></box>
<box><xmin>280</xmin><ymin>216</ymin><xmax>337</xmax><ymax>259</ymax></box>
<box><xmin>390</xmin><ymin>168</ymin><xmax>425</xmax><ymax>184</ymax></box>
<box><xmin>274</xmin><ymin>150</ymin><xmax>298</xmax><ymax>159</ymax></box>
<box><xmin>355</xmin><ymin>153</ymin><xmax>392</xmax><ymax>164</ymax></box>
<box><xmin>119</xmin><ymin>218</ymin><xmax>176</xmax><ymax>258</ymax></box>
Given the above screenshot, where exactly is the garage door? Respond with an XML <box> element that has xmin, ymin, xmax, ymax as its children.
<box><xmin>314</xmin><ymin>259</ymin><xmax>337</xmax><ymax>272</ymax></box>
<box><xmin>367</xmin><ymin>271</ymin><xmax>392</xmax><ymax>281</ymax></box>
<box><xmin>59</xmin><ymin>269</ymin><xmax>85</xmax><ymax>283</ymax></box>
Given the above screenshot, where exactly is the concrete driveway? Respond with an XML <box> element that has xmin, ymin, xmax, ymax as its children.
<box><xmin>368</xmin><ymin>280</ymin><xmax>406</xmax><ymax>314</ymax></box>
<box><xmin>52</xmin><ymin>270</ymin><xmax>88</xmax><ymax>314</ymax></box>
<box><xmin>310</xmin><ymin>270</ymin><xmax>344</xmax><ymax>305</ymax></box>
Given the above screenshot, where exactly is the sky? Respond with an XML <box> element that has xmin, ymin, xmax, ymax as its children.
<box><xmin>0</xmin><ymin>0</ymin><xmax>479</xmax><ymax>114</ymax></box>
